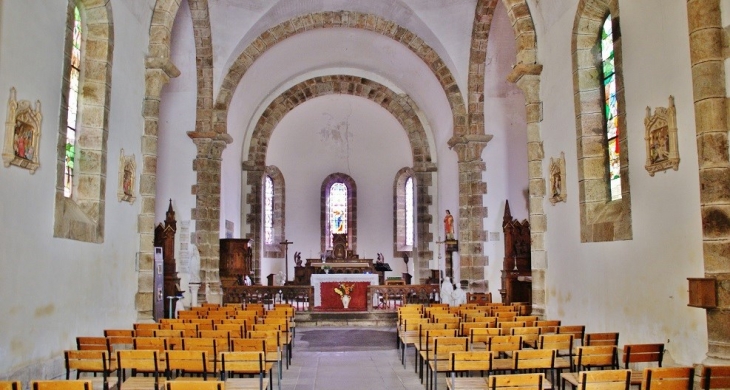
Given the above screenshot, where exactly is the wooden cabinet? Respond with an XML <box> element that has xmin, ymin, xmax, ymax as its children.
<box><xmin>220</xmin><ymin>239</ymin><xmax>252</xmax><ymax>287</ymax></box>
<box><xmin>500</xmin><ymin>200</ymin><xmax>532</xmax><ymax>311</ymax></box>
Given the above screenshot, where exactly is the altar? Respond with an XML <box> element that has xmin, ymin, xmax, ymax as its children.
<box><xmin>312</xmin><ymin>274</ymin><xmax>379</xmax><ymax>311</ymax></box>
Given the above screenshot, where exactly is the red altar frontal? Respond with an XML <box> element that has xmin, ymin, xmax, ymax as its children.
<box><xmin>311</xmin><ymin>274</ymin><xmax>379</xmax><ymax>311</ymax></box>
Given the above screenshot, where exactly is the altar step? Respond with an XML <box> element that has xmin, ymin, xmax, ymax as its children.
<box><xmin>294</xmin><ymin>311</ymin><xmax>397</xmax><ymax>327</ymax></box>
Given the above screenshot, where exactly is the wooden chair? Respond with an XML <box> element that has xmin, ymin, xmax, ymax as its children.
<box><xmin>181</xmin><ymin>338</ymin><xmax>219</xmax><ymax>374</ymax></box>
<box><xmin>104</xmin><ymin>329</ymin><xmax>135</xmax><ymax>338</ymax></box>
<box><xmin>425</xmin><ymin>336</ymin><xmax>469</xmax><ymax>390</ymax></box>
<box><xmin>512</xmin><ymin>349</ymin><xmax>556</xmax><ymax>385</ymax></box>
<box><xmin>622</xmin><ymin>343</ymin><xmax>664</xmax><ymax>386</ymax></box>
<box><xmin>557</xmin><ymin>325</ymin><xmax>586</xmax><ymax>347</ymax></box>
<box><xmin>487</xmin><ymin>372</ymin><xmax>545</xmax><ymax>390</ymax></box>
<box><xmin>76</xmin><ymin>337</ymin><xmax>108</xmax><ymax>351</ymax></box>
<box><xmin>584</xmin><ymin>333</ymin><xmax>619</xmax><ymax>347</ymax></box>
<box><xmin>0</xmin><ymin>382</ymin><xmax>21</xmax><ymax>390</ymax></box>
<box><xmin>641</xmin><ymin>367</ymin><xmax>694</xmax><ymax>390</ymax></box>
<box><xmin>700</xmin><ymin>365</ymin><xmax>730</xmax><ymax>390</ymax></box>
<box><xmin>65</xmin><ymin>350</ymin><xmax>118</xmax><ymax>390</ymax></box>
<box><xmin>247</xmin><ymin>330</ymin><xmax>283</xmax><ymax>386</ymax></box>
<box><xmin>511</xmin><ymin>327</ymin><xmax>542</xmax><ymax>349</ymax></box>
<box><xmin>165</xmin><ymin>350</ymin><xmax>210</xmax><ymax>380</ymax></box>
<box><xmin>165</xmin><ymin>380</ymin><xmax>224</xmax><ymax>390</ymax></box>
<box><xmin>445</xmin><ymin>351</ymin><xmax>493</xmax><ymax>390</ymax></box>
<box><xmin>498</xmin><ymin>321</ymin><xmax>527</xmax><ymax>334</ymax></box>
<box><xmin>487</xmin><ymin>335</ymin><xmax>523</xmax><ymax>359</ymax></box>
<box><xmin>29</xmin><ymin>381</ymin><xmax>93</xmax><ymax>390</ymax></box>
<box><xmin>539</xmin><ymin>334</ymin><xmax>574</xmax><ymax>373</ymax></box>
<box><xmin>134</xmin><ymin>323</ymin><xmax>161</xmax><ymax>331</ymax></box>
<box><xmin>470</xmin><ymin>327</ymin><xmax>503</xmax><ymax>350</ymax></box>
<box><xmin>535</xmin><ymin>320</ymin><xmax>561</xmax><ymax>335</ymax></box>
<box><xmin>515</xmin><ymin>316</ymin><xmax>539</xmax><ymax>327</ymax></box>
<box><xmin>561</xmin><ymin>369</ymin><xmax>631</xmax><ymax>390</ymax></box>
<box><xmin>401</xmin><ymin>323</ymin><xmax>446</xmax><ymax>368</ymax></box>
<box><xmin>416</xmin><ymin>329</ymin><xmax>459</xmax><ymax>378</ymax></box>
<box><xmin>220</xmin><ymin>351</ymin><xmax>272</xmax><ymax>390</ymax></box>
<box><xmin>231</xmin><ymin>338</ymin><xmax>266</xmax><ymax>353</ymax></box>
<box><xmin>117</xmin><ymin>349</ymin><xmax>164</xmax><ymax>390</ymax></box>
<box><xmin>574</xmin><ymin>346</ymin><xmax>618</xmax><ymax>371</ymax></box>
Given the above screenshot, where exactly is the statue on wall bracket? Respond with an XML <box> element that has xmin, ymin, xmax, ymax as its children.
<box><xmin>2</xmin><ymin>88</ymin><xmax>42</xmax><ymax>173</ymax></box>
<box><xmin>645</xmin><ymin>96</ymin><xmax>680</xmax><ymax>176</ymax></box>
<box><xmin>548</xmin><ymin>152</ymin><xmax>566</xmax><ymax>205</ymax></box>
<box><xmin>117</xmin><ymin>149</ymin><xmax>136</xmax><ymax>203</ymax></box>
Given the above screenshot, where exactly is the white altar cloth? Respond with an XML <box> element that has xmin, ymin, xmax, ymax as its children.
<box><xmin>311</xmin><ymin>273</ymin><xmax>379</xmax><ymax>307</ymax></box>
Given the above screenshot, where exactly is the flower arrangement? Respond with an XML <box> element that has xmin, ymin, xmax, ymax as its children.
<box><xmin>322</xmin><ymin>265</ymin><xmax>332</xmax><ymax>273</ymax></box>
<box><xmin>334</xmin><ymin>283</ymin><xmax>355</xmax><ymax>297</ymax></box>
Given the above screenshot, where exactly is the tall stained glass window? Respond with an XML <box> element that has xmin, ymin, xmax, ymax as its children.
<box><xmin>64</xmin><ymin>5</ymin><xmax>82</xmax><ymax>198</ymax></box>
<box><xmin>601</xmin><ymin>14</ymin><xmax>621</xmax><ymax>201</ymax></box>
<box><xmin>329</xmin><ymin>182</ymin><xmax>348</xmax><ymax>246</ymax></box>
<box><xmin>264</xmin><ymin>175</ymin><xmax>274</xmax><ymax>245</ymax></box>
<box><xmin>404</xmin><ymin>177</ymin><xmax>414</xmax><ymax>246</ymax></box>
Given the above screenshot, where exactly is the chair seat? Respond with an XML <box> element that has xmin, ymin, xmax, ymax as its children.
<box><xmin>630</xmin><ymin>371</ymin><xmax>643</xmax><ymax>385</ymax></box>
<box><xmin>121</xmin><ymin>377</ymin><xmax>166</xmax><ymax>390</ymax></box>
<box><xmin>225</xmin><ymin>378</ymin><xmax>270</xmax><ymax>390</ymax></box>
<box><xmin>84</xmin><ymin>376</ymin><xmax>118</xmax><ymax>390</ymax></box>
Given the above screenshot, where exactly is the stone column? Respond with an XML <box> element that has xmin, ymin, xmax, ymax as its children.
<box><xmin>507</xmin><ymin>64</ymin><xmax>546</xmax><ymax>316</ymax></box>
<box><xmin>414</xmin><ymin>163</ymin><xmax>437</xmax><ymax>283</ymax></box>
<box><xmin>136</xmin><ymin>58</ymin><xmax>180</xmax><ymax>321</ymax></box>
<box><xmin>242</xmin><ymin>163</ymin><xmax>264</xmax><ymax>285</ymax></box>
<box><xmin>448</xmin><ymin>134</ymin><xmax>492</xmax><ymax>291</ymax></box>
<box><xmin>687</xmin><ymin>0</ymin><xmax>730</xmax><ymax>362</ymax></box>
<box><xmin>187</xmin><ymin>132</ymin><xmax>232</xmax><ymax>302</ymax></box>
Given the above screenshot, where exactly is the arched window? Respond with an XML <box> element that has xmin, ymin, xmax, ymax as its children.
<box><xmin>572</xmin><ymin>2</ymin><xmax>632</xmax><ymax>242</ymax></box>
<box><xmin>262</xmin><ymin>166</ymin><xmax>285</xmax><ymax>256</ymax></box>
<box><xmin>64</xmin><ymin>5</ymin><xmax>82</xmax><ymax>198</ymax></box>
<box><xmin>54</xmin><ymin>0</ymin><xmax>113</xmax><ymax>243</ymax></box>
<box><xmin>393</xmin><ymin>167</ymin><xmax>415</xmax><ymax>253</ymax></box>
<box><xmin>264</xmin><ymin>175</ymin><xmax>274</xmax><ymax>245</ymax></box>
<box><xmin>601</xmin><ymin>14</ymin><xmax>620</xmax><ymax>201</ymax></box>
<box><xmin>321</xmin><ymin>173</ymin><xmax>357</xmax><ymax>252</ymax></box>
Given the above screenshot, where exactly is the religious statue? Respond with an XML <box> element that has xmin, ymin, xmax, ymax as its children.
<box><xmin>376</xmin><ymin>253</ymin><xmax>384</xmax><ymax>264</ymax></box>
<box><xmin>444</xmin><ymin>210</ymin><xmax>454</xmax><ymax>239</ymax></box>
<box><xmin>440</xmin><ymin>276</ymin><xmax>454</xmax><ymax>306</ymax></box>
<box><xmin>188</xmin><ymin>243</ymin><xmax>201</xmax><ymax>284</ymax></box>
<box><xmin>452</xmin><ymin>283</ymin><xmax>467</xmax><ymax>306</ymax></box>
<box><xmin>294</xmin><ymin>251</ymin><xmax>302</xmax><ymax>267</ymax></box>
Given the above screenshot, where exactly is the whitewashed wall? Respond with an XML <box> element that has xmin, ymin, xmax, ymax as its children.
<box><xmin>0</xmin><ymin>0</ymin><xmax>153</xmax><ymax>377</ymax></box>
<box><xmin>536</xmin><ymin>0</ymin><xmax>707</xmax><ymax>365</ymax></box>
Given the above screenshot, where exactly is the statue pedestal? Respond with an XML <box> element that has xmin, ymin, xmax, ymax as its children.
<box><xmin>189</xmin><ymin>282</ymin><xmax>200</xmax><ymax>307</ymax></box>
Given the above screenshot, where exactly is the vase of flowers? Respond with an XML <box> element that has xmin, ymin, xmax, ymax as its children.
<box><xmin>322</xmin><ymin>265</ymin><xmax>331</xmax><ymax>274</ymax></box>
<box><xmin>334</xmin><ymin>283</ymin><xmax>355</xmax><ymax>309</ymax></box>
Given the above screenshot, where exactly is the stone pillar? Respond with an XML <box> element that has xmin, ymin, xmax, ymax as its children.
<box><xmin>687</xmin><ymin>0</ymin><xmax>730</xmax><ymax>362</ymax></box>
<box><xmin>243</xmin><ymin>163</ymin><xmax>264</xmax><ymax>285</ymax></box>
<box><xmin>507</xmin><ymin>64</ymin><xmax>545</xmax><ymax>316</ymax></box>
<box><xmin>448</xmin><ymin>134</ymin><xmax>492</xmax><ymax>291</ymax></box>
<box><xmin>187</xmin><ymin>132</ymin><xmax>232</xmax><ymax>301</ymax></box>
<box><xmin>414</xmin><ymin>163</ymin><xmax>437</xmax><ymax>284</ymax></box>
<box><xmin>137</xmin><ymin>58</ymin><xmax>180</xmax><ymax>321</ymax></box>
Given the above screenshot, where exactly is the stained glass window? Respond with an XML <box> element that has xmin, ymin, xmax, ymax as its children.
<box><xmin>601</xmin><ymin>14</ymin><xmax>621</xmax><ymax>201</ymax></box>
<box><xmin>264</xmin><ymin>175</ymin><xmax>274</xmax><ymax>245</ymax></box>
<box><xmin>64</xmin><ymin>5</ymin><xmax>82</xmax><ymax>198</ymax></box>
<box><xmin>329</xmin><ymin>182</ymin><xmax>347</xmax><ymax>246</ymax></box>
<box><xmin>405</xmin><ymin>177</ymin><xmax>414</xmax><ymax>246</ymax></box>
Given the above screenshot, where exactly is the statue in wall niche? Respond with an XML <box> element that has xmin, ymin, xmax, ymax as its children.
<box><xmin>117</xmin><ymin>149</ymin><xmax>136</xmax><ymax>203</ymax></box>
<box><xmin>548</xmin><ymin>152</ymin><xmax>566</xmax><ymax>205</ymax></box>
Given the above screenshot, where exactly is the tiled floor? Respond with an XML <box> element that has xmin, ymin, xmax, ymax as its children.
<box><xmin>279</xmin><ymin>327</ymin><xmax>442</xmax><ymax>390</ymax></box>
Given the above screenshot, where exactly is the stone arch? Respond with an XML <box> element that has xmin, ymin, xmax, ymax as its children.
<box><xmin>243</xmin><ymin>74</ymin><xmax>436</xmax><ymax>283</ymax></box>
<box><xmin>214</xmin><ymin>11</ymin><xmax>467</xmax><ymax>137</ymax></box>
<box><xmin>572</xmin><ymin>0</ymin><xmax>632</xmax><ymax>243</ymax></box>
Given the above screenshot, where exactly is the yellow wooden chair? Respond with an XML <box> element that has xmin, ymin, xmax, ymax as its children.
<box><xmin>116</xmin><ymin>349</ymin><xmax>164</xmax><ymax>390</ymax></box>
<box><xmin>220</xmin><ymin>351</ymin><xmax>271</xmax><ymax>390</ymax></box>
<box><xmin>701</xmin><ymin>365</ymin><xmax>730</xmax><ymax>390</ymax></box>
<box><xmin>445</xmin><ymin>351</ymin><xmax>493</xmax><ymax>390</ymax></box>
<box><xmin>561</xmin><ymin>369</ymin><xmax>631</xmax><ymax>390</ymax></box>
<box><xmin>30</xmin><ymin>381</ymin><xmax>93</xmax><ymax>390</ymax></box>
<box><xmin>165</xmin><ymin>350</ymin><xmax>211</xmax><ymax>380</ymax></box>
<box><xmin>557</xmin><ymin>325</ymin><xmax>585</xmax><ymax>347</ymax></box>
<box><xmin>65</xmin><ymin>349</ymin><xmax>118</xmax><ymax>390</ymax></box>
<box><xmin>642</xmin><ymin>367</ymin><xmax>694</xmax><ymax>390</ymax></box>
<box><xmin>166</xmin><ymin>380</ymin><xmax>224</xmax><ymax>390</ymax></box>
<box><xmin>425</xmin><ymin>336</ymin><xmax>469</xmax><ymax>390</ymax></box>
<box><xmin>487</xmin><ymin>373</ymin><xmax>545</xmax><ymax>390</ymax></box>
<box><xmin>0</xmin><ymin>381</ymin><xmax>22</xmax><ymax>390</ymax></box>
<box><xmin>622</xmin><ymin>343</ymin><xmax>664</xmax><ymax>385</ymax></box>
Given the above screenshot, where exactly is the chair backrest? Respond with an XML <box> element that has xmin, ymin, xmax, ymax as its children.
<box><xmin>584</xmin><ymin>332</ymin><xmax>619</xmax><ymax>347</ymax></box>
<box><xmin>622</xmin><ymin>343</ymin><xmax>664</xmax><ymax>368</ymax></box>
<box><xmin>199</xmin><ymin>329</ymin><xmax>234</xmax><ymax>342</ymax></box>
<box><xmin>219</xmin><ymin>351</ymin><xmax>266</xmax><ymax>379</ymax></box>
<box><xmin>512</xmin><ymin>348</ymin><xmax>555</xmax><ymax>371</ymax></box>
<box><xmin>165</xmin><ymin>350</ymin><xmax>209</xmax><ymax>378</ymax></box>
<box><xmin>104</xmin><ymin>329</ymin><xmax>134</xmax><ymax>337</ymax></box>
<box><xmin>432</xmin><ymin>337</ymin><xmax>469</xmax><ymax>360</ymax></box>
<box><xmin>539</xmin><ymin>334</ymin><xmax>573</xmax><ymax>353</ymax></box>
<box><xmin>511</xmin><ymin>327</ymin><xmax>542</xmax><ymax>348</ymax></box>
<box><xmin>421</xmin><ymin>329</ymin><xmax>458</xmax><ymax>350</ymax></box>
<box><xmin>471</xmin><ymin>316</ymin><xmax>498</xmax><ymax>325</ymax></box>
<box><xmin>701</xmin><ymin>365</ymin><xmax>730</xmax><ymax>390</ymax></box>
<box><xmin>117</xmin><ymin>349</ymin><xmax>160</xmax><ymax>376</ymax></box>
<box><xmin>165</xmin><ymin>381</ymin><xmax>224</xmax><ymax>390</ymax></box>
<box><xmin>557</xmin><ymin>325</ymin><xmax>586</xmax><ymax>346</ymax></box>
<box><xmin>534</xmin><ymin>320</ymin><xmax>561</xmax><ymax>334</ymax></box>
<box><xmin>449</xmin><ymin>351</ymin><xmax>493</xmax><ymax>372</ymax></box>
<box><xmin>76</xmin><ymin>337</ymin><xmax>108</xmax><ymax>351</ymax></box>
<box><xmin>488</xmin><ymin>372</ymin><xmax>544</xmax><ymax>390</ymax></box>
<box><xmin>134</xmin><ymin>323</ymin><xmax>161</xmax><ymax>331</ymax></box>
<box><xmin>30</xmin><ymin>380</ymin><xmax>93</xmax><ymax>390</ymax></box>
<box><xmin>578</xmin><ymin>369</ymin><xmax>631</xmax><ymax>390</ymax></box>
<box><xmin>461</xmin><ymin>321</ymin><xmax>490</xmax><ymax>337</ymax></box>
<box><xmin>515</xmin><ymin>316</ymin><xmax>539</xmax><ymax>326</ymax></box>
<box><xmin>575</xmin><ymin>346</ymin><xmax>617</xmax><ymax>371</ymax></box>
<box><xmin>64</xmin><ymin>350</ymin><xmax>112</xmax><ymax>379</ymax></box>
<box><xmin>133</xmin><ymin>337</ymin><xmax>168</xmax><ymax>351</ymax></box>
<box><xmin>642</xmin><ymin>367</ymin><xmax>695</xmax><ymax>390</ymax></box>
<box><xmin>231</xmin><ymin>338</ymin><xmax>266</xmax><ymax>352</ymax></box>
<box><xmin>498</xmin><ymin>321</ymin><xmax>527</xmax><ymax>333</ymax></box>
<box><xmin>488</xmin><ymin>335</ymin><xmax>523</xmax><ymax>354</ymax></box>
<box><xmin>0</xmin><ymin>381</ymin><xmax>21</xmax><ymax>390</ymax></box>
<box><xmin>470</xmin><ymin>327</ymin><xmax>502</xmax><ymax>345</ymax></box>
<box><xmin>182</xmin><ymin>337</ymin><xmax>217</xmax><ymax>354</ymax></box>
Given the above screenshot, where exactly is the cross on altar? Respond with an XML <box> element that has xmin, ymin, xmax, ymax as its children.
<box><xmin>279</xmin><ymin>239</ymin><xmax>294</xmax><ymax>281</ymax></box>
